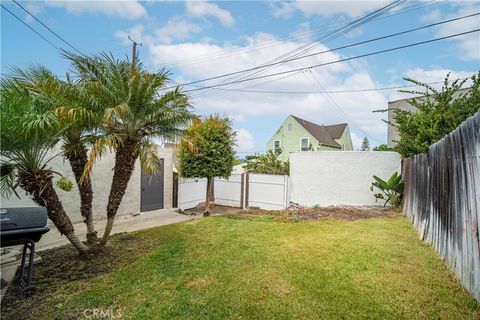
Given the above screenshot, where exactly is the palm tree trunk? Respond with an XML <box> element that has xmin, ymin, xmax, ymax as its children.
<box><xmin>100</xmin><ymin>139</ymin><xmax>139</xmax><ymax>245</ymax></box>
<box><xmin>65</xmin><ymin>144</ymin><xmax>97</xmax><ymax>244</ymax></box>
<box><xmin>204</xmin><ymin>177</ymin><xmax>212</xmax><ymax>216</ymax></box>
<box><xmin>18</xmin><ymin>170</ymin><xmax>88</xmax><ymax>253</ymax></box>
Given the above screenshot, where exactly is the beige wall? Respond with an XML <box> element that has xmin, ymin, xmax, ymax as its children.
<box><xmin>0</xmin><ymin>146</ymin><xmax>175</xmax><ymax>224</ymax></box>
<box><xmin>388</xmin><ymin>88</ymin><xmax>471</xmax><ymax>148</ymax></box>
<box><xmin>387</xmin><ymin>99</ymin><xmax>418</xmax><ymax>148</ymax></box>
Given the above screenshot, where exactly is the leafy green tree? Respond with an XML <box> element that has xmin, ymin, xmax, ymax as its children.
<box><xmin>65</xmin><ymin>52</ymin><xmax>195</xmax><ymax>244</ymax></box>
<box><xmin>393</xmin><ymin>72</ymin><xmax>480</xmax><ymax>158</ymax></box>
<box><xmin>0</xmin><ymin>79</ymin><xmax>88</xmax><ymax>253</ymax></box>
<box><xmin>243</xmin><ymin>150</ymin><xmax>290</xmax><ymax>175</ymax></box>
<box><xmin>373</xmin><ymin>144</ymin><xmax>390</xmax><ymax>151</ymax></box>
<box><xmin>361</xmin><ymin>137</ymin><xmax>370</xmax><ymax>151</ymax></box>
<box><xmin>178</xmin><ymin>116</ymin><xmax>236</xmax><ymax>215</ymax></box>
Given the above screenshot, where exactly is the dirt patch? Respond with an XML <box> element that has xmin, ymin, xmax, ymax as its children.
<box><xmin>182</xmin><ymin>204</ymin><xmax>243</xmax><ymax>216</ymax></box>
<box><xmin>184</xmin><ymin>204</ymin><xmax>401</xmax><ymax>221</ymax></box>
<box><xmin>248</xmin><ymin>206</ymin><xmax>401</xmax><ymax>221</ymax></box>
<box><xmin>186</xmin><ymin>275</ymin><xmax>215</xmax><ymax>289</ymax></box>
<box><xmin>1</xmin><ymin>233</ymin><xmax>157</xmax><ymax>320</ymax></box>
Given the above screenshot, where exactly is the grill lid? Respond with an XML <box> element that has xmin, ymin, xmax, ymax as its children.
<box><xmin>0</xmin><ymin>207</ymin><xmax>48</xmax><ymax>231</ymax></box>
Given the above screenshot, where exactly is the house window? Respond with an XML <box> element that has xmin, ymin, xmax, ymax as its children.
<box><xmin>300</xmin><ymin>138</ymin><xmax>309</xmax><ymax>151</ymax></box>
<box><xmin>273</xmin><ymin>140</ymin><xmax>281</xmax><ymax>153</ymax></box>
<box><xmin>287</xmin><ymin>123</ymin><xmax>292</xmax><ymax>131</ymax></box>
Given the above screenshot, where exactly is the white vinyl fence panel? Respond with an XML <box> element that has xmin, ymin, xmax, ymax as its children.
<box><xmin>178</xmin><ymin>178</ymin><xmax>207</xmax><ymax>210</ymax></box>
<box><xmin>177</xmin><ymin>173</ymin><xmax>290</xmax><ymax>211</ymax></box>
<box><xmin>248</xmin><ymin>174</ymin><xmax>290</xmax><ymax>210</ymax></box>
<box><xmin>214</xmin><ymin>174</ymin><xmax>243</xmax><ymax>207</ymax></box>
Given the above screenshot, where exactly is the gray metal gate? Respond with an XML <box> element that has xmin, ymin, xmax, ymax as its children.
<box><xmin>140</xmin><ymin>159</ymin><xmax>164</xmax><ymax>212</ymax></box>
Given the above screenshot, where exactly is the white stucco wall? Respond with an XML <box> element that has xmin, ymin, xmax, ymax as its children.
<box><xmin>1</xmin><ymin>147</ymin><xmax>175</xmax><ymax>223</ymax></box>
<box><xmin>290</xmin><ymin>151</ymin><xmax>401</xmax><ymax>207</ymax></box>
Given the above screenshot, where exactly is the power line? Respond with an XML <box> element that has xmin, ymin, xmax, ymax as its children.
<box><xmin>0</xmin><ymin>4</ymin><xmax>59</xmax><ymax>51</ymax></box>
<box><xmin>161</xmin><ymin>0</ymin><xmax>441</xmax><ymax>68</ymax></box>
<box><xmin>306</xmin><ymin>69</ymin><xmax>383</xmax><ymax>143</ymax></box>
<box><xmin>11</xmin><ymin>0</ymin><xmax>84</xmax><ymax>55</ymax></box>
<box><xmin>177</xmin><ymin>79</ymin><xmax>467</xmax><ymax>95</ymax></box>
<box><xmin>181</xmin><ymin>29</ymin><xmax>480</xmax><ymax>93</ymax></box>
<box><xmin>184</xmin><ymin>1</ymin><xmax>403</xmax><ymax>98</ymax></box>
<box><xmin>167</xmin><ymin>12</ymin><xmax>479</xmax><ymax>91</ymax></box>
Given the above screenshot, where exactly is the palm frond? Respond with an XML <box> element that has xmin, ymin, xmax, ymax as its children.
<box><xmin>82</xmin><ymin>133</ymin><xmax>123</xmax><ymax>182</ymax></box>
<box><xmin>139</xmin><ymin>140</ymin><xmax>161</xmax><ymax>176</ymax></box>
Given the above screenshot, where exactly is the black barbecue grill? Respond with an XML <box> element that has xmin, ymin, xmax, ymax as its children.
<box><xmin>1</xmin><ymin>207</ymin><xmax>50</xmax><ymax>296</ymax></box>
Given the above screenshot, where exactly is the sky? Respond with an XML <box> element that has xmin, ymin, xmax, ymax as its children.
<box><xmin>1</xmin><ymin>0</ymin><xmax>479</xmax><ymax>154</ymax></box>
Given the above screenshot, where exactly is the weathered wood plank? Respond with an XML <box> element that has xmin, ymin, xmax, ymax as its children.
<box><xmin>402</xmin><ymin>110</ymin><xmax>480</xmax><ymax>301</ymax></box>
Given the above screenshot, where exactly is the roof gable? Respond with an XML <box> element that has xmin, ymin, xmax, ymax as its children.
<box><xmin>291</xmin><ymin>115</ymin><xmax>346</xmax><ymax>148</ymax></box>
<box><xmin>324</xmin><ymin>123</ymin><xmax>348</xmax><ymax>139</ymax></box>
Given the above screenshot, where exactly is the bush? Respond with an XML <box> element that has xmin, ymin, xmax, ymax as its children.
<box><xmin>243</xmin><ymin>150</ymin><xmax>289</xmax><ymax>175</ymax></box>
<box><xmin>392</xmin><ymin>72</ymin><xmax>480</xmax><ymax>158</ymax></box>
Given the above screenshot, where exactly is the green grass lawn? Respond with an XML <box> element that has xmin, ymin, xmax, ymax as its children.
<box><xmin>3</xmin><ymin>213</ymin><xmax>479</xmax><ymax>319</ymax></box>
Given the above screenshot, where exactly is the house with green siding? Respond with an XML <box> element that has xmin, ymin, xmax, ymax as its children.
<box><xmin>266</xmin><ymin>115</ymin><xmax>353</xmax><ymax>161</ymax></box>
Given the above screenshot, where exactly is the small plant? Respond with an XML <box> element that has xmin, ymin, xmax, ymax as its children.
<box><xmin>56</xmin><ymin>176</ymin><xmax>73</xmax><ymax>192</ymax></box>
<box><xmin>370</xmin><ymin>171</ymin><xmax>404</xmax><ymax>207</ymax></box>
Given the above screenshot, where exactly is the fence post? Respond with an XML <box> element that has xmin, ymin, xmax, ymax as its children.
<box><xmin>240</xmin><ymin>173</ymin><xmax>245</xmax><ymax>210</ymax></box>
<box><xmin>245</xmin><ymin>172</ymin><xmax>250</xmax><ymax>209</ymax></box>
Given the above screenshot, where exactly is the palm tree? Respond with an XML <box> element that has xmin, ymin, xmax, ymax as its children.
<box><xmin>0</xmin><ymin>78</ymin><xmax>88</xmax><ymax>253</ymax></box>
<box><xmin>64</xmin><ymin>52</ymin><xmax>196</xmax><ymax>244</ymax></box>
<box><xmin>10</xmin><ymin>67</ymin><xmax>102</xmax><ymax>244</ymax></box>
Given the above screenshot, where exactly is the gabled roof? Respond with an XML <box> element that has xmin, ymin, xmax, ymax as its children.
<box><xmin>290</xmin><ymin>115</ymin><xmax>347</xmax><ymax>148</ymax></box>
<box><xmin>324</xmin><ymin>123</ymin><xmax>348</xmax><ymax>139</ymax></box>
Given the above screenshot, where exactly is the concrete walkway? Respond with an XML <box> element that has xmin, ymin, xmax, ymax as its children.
<box><xmin>38</xmin><ymin>208</ymin><xmax>198</xmax><ymax>251</ymax></box>
<box><xmin>1</xmin><ymin>209</ymin><xmax>198</xmax><ymax>302</ymax></box>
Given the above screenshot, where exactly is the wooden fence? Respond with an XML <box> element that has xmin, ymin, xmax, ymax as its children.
<box><xmin>402</xmin><ymin>110</ymin><xmax>480</xmax><ymax>301</ymax></box>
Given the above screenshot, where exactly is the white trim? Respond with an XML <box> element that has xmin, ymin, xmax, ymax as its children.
<box><xmin>300</xmin><ymin>137</ymin><xmax>309</xmax><ymax>151</ymax></box>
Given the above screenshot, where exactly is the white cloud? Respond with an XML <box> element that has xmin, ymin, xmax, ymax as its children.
<box><xmin>271</xmin><ymin>1</ymin><xmax>390</xmax><ymax>18</ymax></box>
<box><xmin>270</xmin><ymin>2</ymin><xmax>296</xmax><ymax>19</ymax></box>
<box><xmin>350</xmin><ymin>132</ymin><xmax>364</xmax><ymax>150</ymax></box>
<box><xmin>421</xmin><ymin>4</ymin><xmax>480</xmax><ymax>61</ymax></box>
<box><xmin>186</xmin><ymin>1</ymin><xmax>234</xmax><ymax>27</ymax></box>
<box><xmin>45</xmin><ymin>0</ymin><xmax>147</xmax><ymax>20</ymax></box>
<box><xmin>115</xmin><ymin>24</ymin><xmax>145</xmax><ymax>46</ymax></box>
<box><xmin>235</xmin><ymin>128</ymin><xmax>255</xmax><ymax>152</ymax></box>
<box><xmin>155</xmin><ymin>17</ymin><xmax>202</xmax><ymax>44</ymax></box>
<box><xmin>141</xmin><ymin>32</ymin><xmax>387</xmax><ymax>141</ymax></box>
<box><xmin>120</xmin><ymin>31</ymin><xmax>475</xmax><ymax>146</ymax></box>
<box><xmin>386</xmin><ymin>68</ymin><xmax>476</xmax><ymax>101</ymax></box>
<box><xmin>420</xmin><ymin>8</ymin><xmax>441</xmax><ymax>23</ymax></box>
<box><xmin>24</xmin><ymin>3</ymin><xmax>44</xmax><ymax>23</ymax></box>
<box><xmin>403</xmin><ymin>68</ymin><xmax>476</xmax><ymax>84</ymax></box>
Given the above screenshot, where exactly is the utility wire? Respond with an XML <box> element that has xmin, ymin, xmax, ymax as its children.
<box><xmin>0</xmin><ymin>4</ymin><xmax>59</xmax><ymax>50</ymax></box>
<box><xmin>168</xmin><ymin>12</ymin><xmax>479</xmax><ymax>91</ymax></box>
<box><xmin>182</xmin><ymin>29</ymin><xmax>480</xmax><ymax>93</ymax></box>
<box><xmin>11</xmin><ymin>0</ymin><xmax>84</xmax><ymax>55</ymax></box>
<box><xmin>306</xmin><ymin>69</ymin><xmax>383</xmax><ymax>143</ymax></box>
<box><xmin>174</xmin><ymin>79</ymin><xmax>467</xmax><ymax>95</ymax></box>
<box><xmin>161</xmin><ymin>0</ymin><xmax>440</xmax><ymax>68</ymax></box>
<box><xmin>188</xmin><ymin>1</ymin><xmax>402</xmax><ymax>98</ymax></box>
